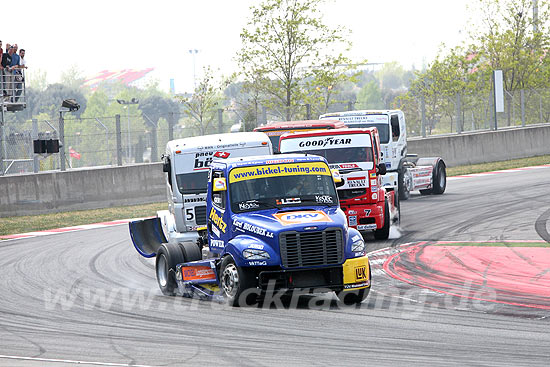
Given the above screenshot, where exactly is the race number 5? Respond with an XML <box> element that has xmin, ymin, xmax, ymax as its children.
<box><xmin>185</xmin><ymin>208</ymin><xmax>194</xmax><ymax>221</ymax></box>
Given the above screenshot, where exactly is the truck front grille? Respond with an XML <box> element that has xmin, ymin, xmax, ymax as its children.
<box><xmin>338</xmin><ymin>188</ymin><xmax>366</xmax><ymax>200</ymax></box>
<box><xmin>194</xmin><ymin>206</ymin><xmax>207</xmax><ymax>225</ymax></box>
<box><xmin>280</xmin><ymin>228</ymin><xmax>344</xmax><ymax>268</ymax></box>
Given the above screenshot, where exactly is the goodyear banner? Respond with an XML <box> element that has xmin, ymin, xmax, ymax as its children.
<box><xmin>229</xmin><ymin>162</ymin><xmax>330</xmax><ymax>183</ymax></box>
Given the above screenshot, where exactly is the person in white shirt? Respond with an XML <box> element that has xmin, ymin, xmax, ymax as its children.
<box><xmin>14</xmin><ymin>48</ymin><xmax>27</xmax><ymax>101</ymax></box>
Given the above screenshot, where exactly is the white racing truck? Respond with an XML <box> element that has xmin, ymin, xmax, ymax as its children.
<box><xmin>319</xmin><ymin>110</ymin><xmax>446</xmax><ymax>200</ymax></box>
<box><xmin>130</xmin><ymin>132</ymin><xmax>273</xmax><ymax>255</ymax></box>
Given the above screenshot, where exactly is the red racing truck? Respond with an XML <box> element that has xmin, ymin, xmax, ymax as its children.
<box><xmin>279</xmin><ymin>128</ymin><xmax>398</xmax><ymax>240</ymax></box>
<box><xmin>254</xmin><ymin>119</ymin><xmax>346</xmax><ymax>153</ymax></box>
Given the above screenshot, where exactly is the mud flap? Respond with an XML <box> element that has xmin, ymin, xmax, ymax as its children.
<box><xmin>129</xmin><ymin>217</ymin><xmax>168</xmax><ymax>258</ymax></box>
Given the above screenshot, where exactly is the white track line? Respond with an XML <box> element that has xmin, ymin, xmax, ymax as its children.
<box><xmin>0</xmin><ymin>354</ymin><xmax>154</xmax><ymax>367</ymax></box>
<box><xmin>0</xmin><ymin>218</ymin><xmax>150</xmax><ymax>242</ymax></box>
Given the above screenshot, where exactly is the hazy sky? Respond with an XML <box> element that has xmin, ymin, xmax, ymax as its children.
<box><xmin>5</xmin><ymin>0</ymin><xmax>473</xmax><ymax>93</ymax></box>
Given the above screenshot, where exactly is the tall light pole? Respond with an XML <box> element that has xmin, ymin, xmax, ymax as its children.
<box><xmin>533</xmin><ymin>0</ymin><xmax>539</xmax><ymax>33</ymax></box>
<box><xmin>117</xmin><ymin>98</ymin><xmax>139</xmax><ymax>162</ymax></box>
<box><xmin>188</xmin><ymin>49</ymin><xmax>199</xmax><ymax>90</ymax></box>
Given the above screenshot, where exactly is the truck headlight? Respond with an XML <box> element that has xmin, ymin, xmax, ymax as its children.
<box><xmin>243</xmin><ymin>249</ymin><xmax>270</xmax><ymax>260</ymax></box>
<box><xmin>351</xmin><ymin>239</ymin><xmax>365</xmax><ymax>253</ymax></box>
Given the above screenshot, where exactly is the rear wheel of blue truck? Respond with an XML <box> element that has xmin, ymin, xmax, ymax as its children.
<box><xmin>220</xmin><ymin>256</ymin><xmax>257</xmax><ymax>307</ymax></box>
<box><xmin>156</xmin><ymin>242</ymin><xmax>201</xmax><ymax>296</ymax></box>
<box><xmin>156</xmin><ymin>243</ymin><xmax>185</xmax><ymax>296</ymax></box>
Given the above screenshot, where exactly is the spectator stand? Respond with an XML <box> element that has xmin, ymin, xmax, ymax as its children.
<box><xmin>1</xmin><ymin>69</ymin><xmax>28</xmax><ymax>175</ymax></box>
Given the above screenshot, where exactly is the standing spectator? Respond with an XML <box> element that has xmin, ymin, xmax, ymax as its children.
<box><xmin>10</xmin><ymin>44</ymin><xmax>20</xmax><ymax>68</ymax></box>
<box><xmin>0</xmin><ymin>40</ymin><xmax>3</xmax><ymax>95</ymax></box>
<box><xmin>1</xmin><ymin>46</ymin><xmax>14</xmax><ymax>98</ymax></box>
<box><xmin>18</xmin><ymin>49</ymin><xmax>27</xmax><ymax>69</ymax></box>
<box><xmin>14</xmin><ymin>48</ymin><xmax>26</xmax><ymax>101</ymax></box>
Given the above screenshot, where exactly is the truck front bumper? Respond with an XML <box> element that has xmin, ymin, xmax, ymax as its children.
<box><xmin>257</xmin><ymin>256</ymin><xmax>371</xmax><ymax>292</ymax></box>
<box><xmin>341</xmin><ymin>203</ymin><xmax>384</xmax><ymax>231</ymax></box>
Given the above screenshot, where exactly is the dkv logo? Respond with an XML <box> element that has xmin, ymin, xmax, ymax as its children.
<box><xmin>273</xmin><ymin>211</ymin><xmax>333</xmax><ymax>225</ymax></box>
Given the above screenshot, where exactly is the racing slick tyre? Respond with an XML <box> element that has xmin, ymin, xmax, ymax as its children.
<box><xmin>432</xmin><ymin>161</ymin><xmax>447</xmax><ymax>194</ymax></box>
<box><xmin>220</xmin><ymin>256</ymin><xmax>258</xmax><ymax>307</ymax></box>
<box><xmin>156</xmin><ymin>243</ymin><xmax>186</xmax><ymax>296</ymax></box>
<box><xmin>374</xmin><ymin>200</ymin><xmax>390</xmax><ymax>240</ymax></box>
<box><xmin>419</xmin><ymin>161</ymin><xmax>446</xmax><ymax>195</ymax></box>
<box><xmin>392</xmin><ymin>189</ymin><xmax>401</xmax><ymax>225</ymax></box>
<box><xmin>337</xmin><ymin>287</ymin><xmax>370</xmax><ymax>306</ymax></box>
<box><xmin>179</xmin><ymin>241</ymin><xmax>202</xmax><ymax>262</ymax></box>
<box><xmin>398</xmin><ymin>165</ymin><xmax>410</xmax><ymax>201</ymax></box>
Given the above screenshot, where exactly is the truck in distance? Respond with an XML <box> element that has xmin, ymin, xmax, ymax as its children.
<box><xmin>279</xmin><ymin>128</ymin><xmax>398</xmax><ymax>240</ymax></box>
<box><xmin>319</xmin><ymin>110</ymin><xmax>446</xmax><ymax>200</ymax></box>
<box><xmin>130</xmin><ymin>132</ymin><xmax>273</xmax><ymax>252</ymax></box>
<box><xmin>254</xmin><ymin>119</ymin><xmax>346</xmax><ymax>153</ymax></box>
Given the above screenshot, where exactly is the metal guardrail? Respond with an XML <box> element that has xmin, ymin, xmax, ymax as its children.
<box><xmin>1</xmin><ymin>69</ymin><xmax>26</xmax><ymax>110</ymax></box>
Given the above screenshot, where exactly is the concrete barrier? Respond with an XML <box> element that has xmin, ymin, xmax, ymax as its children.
<box><xmin>0</xmin><ymin>163</ymin><xmax>165</xmax><ymax>217</ymax></box>
<box><xmin>408</xmin><ymin>124</ymin><xmax>550</xmax><ymax>167</ymax></box>
<box><xmin>1</xmin><ymin>124</ymin><xmax>549</xmax><ymax>217</ymax></box>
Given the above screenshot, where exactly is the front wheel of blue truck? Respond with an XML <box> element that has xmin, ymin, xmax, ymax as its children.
<box><xmin>336</xmin><ymin>288</ymin><xmax>370</xmax><ymax>305</ymax></box>
<box><xmin>220</xmin><ymin>256</ymin><xmax>258</xmax><ymax>307</ymax></box>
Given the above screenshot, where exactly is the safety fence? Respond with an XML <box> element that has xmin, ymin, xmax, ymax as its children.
<box><xmin>391</xmin><ymin>88</ymin><xmax>550</xmax><ymax>137</ymax></box>
<box><xmin>0</xmin><ymin>111</ymin><xmax>236</xmax><ymax>175</ymax></box>
<box><xmin>2</xmin><ymin>86</ymin><xmax>550</xmax><ymax>175</ymax></box>
<box><xmin>0</xmin><ymin>69</ymin><xmax>26</xmax><ymax>109</ymax></box>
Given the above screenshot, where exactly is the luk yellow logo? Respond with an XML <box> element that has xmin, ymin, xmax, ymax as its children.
<box><xmin>355</xmin><ymin>266</ymin><xmax>367</xmax><ymax>280</ymax></box>
<box><xmin>209</xmin><ymin>208</ymin><xmax>227</xmax><ymax>233</ymax></box>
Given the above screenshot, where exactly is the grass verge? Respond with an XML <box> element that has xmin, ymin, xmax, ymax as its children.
<box><xmin>1</xmin><ymin>155</ymin><xmax>549</xmax><ymax>237</ymax></box>
<box><xmin>0</xmin><ymin>202</ymin><xmax>165</xmax><ymax>237</ymax></box>
<box><xmin>447</xmin><ymin>154</ymin><xmax>550</xmax><ymax>176</ymax></box>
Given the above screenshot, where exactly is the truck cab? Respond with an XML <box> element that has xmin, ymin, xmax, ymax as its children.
<box><xmin>159</xmin><ymin>132</ymin><xmax>272</xmax><ymax>243</ymax></box>
<box><xmin>319</xmin><ymin>110</ymin><xmax>446</xmax><ymax>200</ymax></box>
<box><xmin>279</xmin><ymin>128</ymin><xmax>397</xmax><ymax>240</ymax></box>
<box><xmin>131</xmin><ymin>154</ymin><xmax>372</xmax><ymax>306</ymax></box>
<box><xmin>254</xmin><ymin>119</ymin><xmax>346</xmax><ymax>153</ymax></box>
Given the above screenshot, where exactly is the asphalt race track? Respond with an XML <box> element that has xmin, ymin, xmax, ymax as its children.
<box><xmin>1</xmin><ymin>166</ymin><xmax>549</xmax><ymax>366</ymax></box>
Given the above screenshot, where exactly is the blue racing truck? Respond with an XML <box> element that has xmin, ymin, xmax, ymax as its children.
<box><xmin>130</xmin><ymin>154</ymin><xmax>371</xmax><ymax>306</ymax></box>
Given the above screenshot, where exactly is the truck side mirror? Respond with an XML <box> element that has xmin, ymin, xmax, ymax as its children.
<box><xmin>377</xmin><ymin>163</ymin><xmax>387</xmax><ymax>176</ymax></box>
<box><xmin>213</xmin><ymin>178</ymin><xmax>227</xmax><ymax>192</ymax></box>
<box><xmin>390</xmin><ymin>115</ymin><xmax>400</xmax><ymax>138</ymax></box>
<box><xmin>331</xmin><ymin>169</ymin><xmax>345</xmax><ymax>187</ymax></box>
<box><xmin>162</xmin><ymin>155</ymin><xmax>171</xmax><ymax>173</ymax></box>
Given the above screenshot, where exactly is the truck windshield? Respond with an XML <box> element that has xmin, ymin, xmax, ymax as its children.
<box><xmin>284</xmin><ymin>147</ymin><xmax>373</xmax><ymax>164</ymax></box>
<box><xmin>229</xmin><ymin>162</ymin><xmax>338</xmax><ymax>213</ymax></box>
<box><xmin>347</xmin><ymin>123</ymin><xmax>389</xmax><ymax>143</ymax></box>
<box><xmin>176</xmin><ymin>171</ymin><xmax>209</xmax><ymax>195</ymax></box>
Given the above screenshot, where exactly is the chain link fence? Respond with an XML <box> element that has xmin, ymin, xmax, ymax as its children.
<box><xmin>395</xmin><ymin>88</ymin><xmax>550</xmax><ymax>137</ymax></box>
<box><xmin>0</xmin><ymin>111</ymin><xmax>239</xmax><ymax>175</ymax></box>
<box><xmin>2</xmin><ymin>88</ymin><xmax>550</xmax><ymax>175</ymax></box>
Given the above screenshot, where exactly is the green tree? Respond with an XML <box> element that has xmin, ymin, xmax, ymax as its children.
<box><xmin>473</xmin><ymin>0</ymin><xmax>550</xmax><ymax>125</ymax></box>
<box><xmin>237</xmin><ymin>0</ymin><xmax>356</xmax><ymax>121</ymax></box>
<box><xmin>25</xmin><ymin>68</ymin><xmax>49</xmax><ymax>92</ymax></box>
<box><xmin>178</xmin><ymin>67</ymin><xmax>229</xmax><ymax>135</ymax></box>
<box><xmin>139</xmin><ymin>95</ymin><xmax>180</xmax><ymax>126</ymax></box>
<box><xmin>356</xmin><ymin>80</ymin><xmax>384</xmax><ymax>109</ymax></box>
<box><xmin>376</xmin><ymin>62</ymin><xmax>406</xmax><ymax>90</ymax></box>
<box><xmin>32</xmin><ymin>83</ymin><xmax>87</xmax><ymax>119</ymax></box>
<box><xmin>60</xmin><ymin>65</ymin><xmax>86</xmax><ymax>91</ymax></box>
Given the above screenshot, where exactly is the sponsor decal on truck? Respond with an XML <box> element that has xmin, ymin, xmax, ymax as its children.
<box><xmin>229</xmin><ymin>162</ymin><xmax>330</xmax><ymax>183</ymax></box>
<box><xmin>273</xmin><ymin>211</ymin><xmax>333</xmax><ymax>225</ymax></box>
